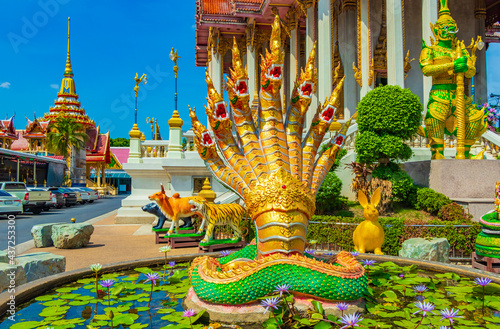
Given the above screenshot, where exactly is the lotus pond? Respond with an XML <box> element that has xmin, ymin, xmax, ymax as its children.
<box><xmin>3</xmin><ymin>259</ymin><xmax>500</xmax><ymax>329</ymax></box>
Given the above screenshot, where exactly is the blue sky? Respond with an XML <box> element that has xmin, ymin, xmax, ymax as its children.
<box><xmin>0</xmin><ymin>0</ymin><xmax>208</xmax><ymax>139</ymax></box>
<box><xmin>1</xmin><ymin>1</ymin><xmax>499</xmax><ymax>138</ymax></box>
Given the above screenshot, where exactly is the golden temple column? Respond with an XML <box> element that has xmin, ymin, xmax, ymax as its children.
<box><xmin>318</xmin><ymin>0</ymin><xmax>333</xmax><ymax>104</ymax></box>
<box><xmin>210</xmin><ymin>28</ymin><xmax>223</xmax><ymax>94</ymax></box>
<box><xmin>386</xmin><ymin>0</ymin><xmax>405</xmax><ymax>86</ymax></box>
<box><xmin>97</xmin><ymin>163</ymin><xmax>101</xmax><ymax>187</ymax></box>
<box><xmin>421</xmin><ymin>0</ymin><xmax>438</xmax><ymax>111</ymax></box>
<box><xmin>101</xmin><ymin>162</ymin><xmax>106</xmax><ymax>187</ymax></box>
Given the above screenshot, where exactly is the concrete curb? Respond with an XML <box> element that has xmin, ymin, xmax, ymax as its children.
<box><xmin>0</xmin><ymin>252</ymin><xmax>217</xmax><ymax>317</ymax></box>
<box><xmin>11</xmin><ymin>209</ymin><xmax>119</xmax><ymax>255</ymax></box>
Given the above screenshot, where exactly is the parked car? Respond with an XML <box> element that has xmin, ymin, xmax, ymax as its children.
<box><xmin>0</xmin><ymin>190</ymin><xmax>23</xmax><ymax>218</ymax></box>
<box><xmin>71</xmin><ymin>188</ymin><xmax>89</xmax><ymax>204</ymax></box>
<box><xmin>0</xmin><ymin>182</ymin><xmax>50</xmax><ymax>214</ymax></box>
<box><xmin>66</xmin><ymin>188</ymin><xmax>83</xmax><ymax>204</ymax></box>
<box><xmin>45</xmin><ymin>187</ymin><xmax>66</xmax><ymax>209</ymax></box>
<box><xmin>79</xmin><ymin>187</ymin><xmax>98</xmax><ymax>203</ymax></box>
<box><xmin>28</xmin><ymin>188</ymin><xmax>56</xmax><ymax>211</ymax></box>
<box><xmin>59</xmin><ymin>188</ymin><xmax>78</xmax><ymax>206</ymax></box>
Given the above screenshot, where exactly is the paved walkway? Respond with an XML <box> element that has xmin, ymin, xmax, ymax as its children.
<box><xmin>20</xmin><ymin>211</ymin><xmax>198</xmax><ymax>271</ymax></box>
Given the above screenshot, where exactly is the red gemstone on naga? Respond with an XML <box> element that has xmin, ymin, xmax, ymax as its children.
<box><xmin>282</xmin><ymin>185</ymin><xmax>286</xmax><ymax>189</ymax></box>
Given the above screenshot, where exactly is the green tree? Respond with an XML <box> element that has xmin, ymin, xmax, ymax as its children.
<box><xmin>110</xmin><ymin>137</ymin><xmax>130</xmax><ymax>147</ymax></box>
<box><xmin>46</xmin><ymin>117</ymin><xmax>88</xmax><ymax>158</ymax></box>
<box><xmin>355</xmin><ymin>85</ymin><xmax>422</xmax><ymax>164</ymax></box>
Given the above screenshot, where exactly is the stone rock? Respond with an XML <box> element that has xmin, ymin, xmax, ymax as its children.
<box><xmin>399</xmin><ymin>238</ymin><xmax>450</xmax><ymax>263</ymax></box>
<box><xmin>51</xmin><ymin>223</ymin><xmax>94</xmax><ymax>249</ymax></box>
<box><xmin>31</xmin><ymin>223</ymin><xmax>61</xmax><ymax>248</ymax></box>
<box><xmin>15</xmin><ymin>252</ymin><xmax>65</xmax><ymax>282</ymax></box>
<box><xmin>0</xmin><ymin>263</ymin><xmax>27</xmax><ymax>292</ymax></box>
<box><xmin>0</xmin><ymin>251</ymin><xmax>9</xmax><ymax>263</ymax></box>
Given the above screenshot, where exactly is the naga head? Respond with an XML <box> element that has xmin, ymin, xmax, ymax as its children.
<box><xmin>260</xmin><ymin>15</ymin><xmax>284</xmax><ymax>98</ymax></box>
<box><xmin>432</xmin><ymin>0</ymin><xmax>458</xmax><ymax>42</ymax></box>
<box><xmin>311</xmin><ymin>76</ymin><xmax>345</xmax><ymax>131</ymax></box>
<box><xmin>205</xmin><ymin>71</ymin><xmax>232</xmax><ymax>133</ymax></box>
<box><xmin>189</xmin><ymin>105</ymin><xmax>218</xmax><ymax>160</ymax></box>
<box><xmin>227</xmin><ymin>37</ymin><xmax>250</xmax><ymax>111</ymax></box>
<box><xmin>291</xmin><ymin>42</ymin><xmax>317</xmax><ymax>116</ymax></box>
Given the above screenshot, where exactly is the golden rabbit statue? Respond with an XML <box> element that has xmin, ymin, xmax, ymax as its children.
<box><xmin>353</xmin><ymin>188</ymin><xmax>385</xmax><ymax>254</ymax></box>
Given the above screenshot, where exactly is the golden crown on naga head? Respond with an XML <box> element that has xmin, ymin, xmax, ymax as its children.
<box><xmin>190</xmin><ymin>15</ymin><xmax>351</xmax><ymax>259</ymax></box>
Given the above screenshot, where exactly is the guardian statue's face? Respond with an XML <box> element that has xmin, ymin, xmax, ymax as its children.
<box><xmin>434</xmin><ymin>18</ymin><xmax>458</xmax><ymax>42</ymax></box>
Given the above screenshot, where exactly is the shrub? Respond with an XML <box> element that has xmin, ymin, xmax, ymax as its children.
<box><xmin>307</xmin><ymin>215</ymin><xmax>481</xmax><ymax>256</ymax></box>
<box><xmin>316</xmin><ymin>172</ymin><xmax>347</xmax><ymax>214</ymax></box>
<box><xmin>415</xmin><ymin>188</ymin><xmax>452</xmax><ymax>214</ymax></box>
<box><xmin>438</xmin><ymin>202</ymin><xmax>472</xmax><ymax>222</ymax></box>
<box><xmin>372</xmin><ymin>164</ymin><xmax>415</xmax><ymax>204</ymax></box>
<box><xmin>355</xmin><ymin>85</ymin><xmax>423</xmax><ymax>164</ymax></box>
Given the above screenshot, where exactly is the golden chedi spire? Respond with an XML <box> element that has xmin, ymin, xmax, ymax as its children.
<box><xmin>59</xmin><ymin>17</ymin><xmax>76</xmax><ymax>96</ymax></box>
<box><xmin>198</xmin><ymin>178</ymin><xmax>216</xmax><ymax>202</ymax></box>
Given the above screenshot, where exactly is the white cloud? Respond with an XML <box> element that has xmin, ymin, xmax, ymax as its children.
<box><xmin>191</xmin><ymin>24</ymin><xmax>196</xmax><ymax>30</ymax></box>
<box><xmin>50</xmin><ymin>84</ymin><xmax>59</xmax><ymax>90</ymax></box>
<box><xmin>0</xmin><ymin>82</ymin><xmax>11</xmax><ymax>89</ymax></box>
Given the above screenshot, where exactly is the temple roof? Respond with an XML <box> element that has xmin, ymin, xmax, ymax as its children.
<box><xmin>86</xmin><ymin>131</ymin><xmax>111</xmax><ymax>163</ymax></box>
<box><xmin>0</xmin><ymin>116</ymin><xmax>17</xmax><ymax>140</ymax></box>
<box><xmin>195</xmin><ymin>0</ymin><xmax>298</xmax><ymax>68</ymax></box>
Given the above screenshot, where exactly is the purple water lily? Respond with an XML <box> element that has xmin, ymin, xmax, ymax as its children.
<box><xmin>338</xmin><ymin>312</ymin><xmax>363</xmax><ymax>329</ymax></box>
<box><xmin>274</xmin><ymin>284</ymin><xmax>291</xmax><ymax>297</ymax></box>
<box><xmin>474</xmin><ymin>277</ymin><xmax>492</xmax><ymax>286</ymax></box>
<box><xmin>99</xmin><ymin>279</ymin><xmax>115</xmax><ymax>288</ymax></box>
<box><xmin>413</xmin><ymin>285</ymin><xmax>428</xmax><ymax>294</ymax></box>
<box><xmin>350</xmin><ymin>251</ymin><xmax>360</xmax><ymax>257</ymax></box>
<box><xmin>145</xmin><ymin>272</ymin><xmax>161</xmax><ymax>285</ymax></box>
<box><xmin>220</xmin><ymin>250</ymin><xmax>233</xmax><ymax>256</ymax></box>
<box><xmin>413</xmin><ymin>301</ymin><xmax>435</xmax><ymax>317</ymax></box>
<box><xmin>169</xmin><ymin>261</ymin><xmax>176</xmax><ymax>268</ymax></box>
<box><xmin>182</xmin><ymin>309</ymin><xmax>196</xmax><ymax>317</ymax></box>
<box><xmin>261</xmin><ymin>296</ymin><xmax>280</xmax><ymax>314</ymax></box>
<box><xmin>361</xmin><ymin>259</ymin><xmax>376</xmax><ymax>267</ymax></box>
<box><xmin>439</xmin><ymin>308</ymin><xmax>462</xmax><ymax>325</ymax></box>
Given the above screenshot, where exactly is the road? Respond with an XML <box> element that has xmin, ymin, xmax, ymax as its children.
<box><xmin>0</xmin><ymin>195</ymin><xmax>127</xmax><ymax>251</ymax></box>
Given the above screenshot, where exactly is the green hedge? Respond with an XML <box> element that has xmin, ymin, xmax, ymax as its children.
<box><xmin>307</xmin><ymin>215</ymin><xmax>481</xmax><ymax>256</ymax></box>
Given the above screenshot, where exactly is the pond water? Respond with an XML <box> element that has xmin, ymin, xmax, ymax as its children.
<box><xmin>3</xmin><ymin>260</ymin><xmax>500</xmax><ymax>328</ymax></box>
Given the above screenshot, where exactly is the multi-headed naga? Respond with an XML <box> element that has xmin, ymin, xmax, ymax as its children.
<box><xmin>188</xmin><ymin>15</ymin><xmax>366</xmax><ymax>304</ymax></box>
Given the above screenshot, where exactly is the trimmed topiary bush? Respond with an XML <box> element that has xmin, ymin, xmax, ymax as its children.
<box><xmin>355</xmin><ymin>85</ymin><xmax>423</xmax><ymax>164</ymax></box>
<box><xmin>438</xmin><ymin>202</ymin><xmax>472</xmax><ymax>222</ymax></box>
<box><xmin>415</xmin><ymin>187</ymin><xmax>452</xmax><ymax>214</ymax></box>
<box><xmin>316</xmin><ymin>172</ymin><xmax>347</xmax><ymax>214</ymax></box>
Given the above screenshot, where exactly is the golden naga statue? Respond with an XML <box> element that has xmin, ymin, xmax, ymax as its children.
<box><xmin>187</xmin><ymin>15</ymin><xmax>366</xmax><ymax>305</ymax></box>
<box><xmin>419</xmin><ymin>0</ymin><xmax>487</xmax><ymax>159</ymax></box>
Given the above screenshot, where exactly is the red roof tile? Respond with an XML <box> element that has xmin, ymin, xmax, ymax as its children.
<box><xmin>202</xmin><ymin>0</ymin><xmax>232</xmax><ymax>15</ymax></box>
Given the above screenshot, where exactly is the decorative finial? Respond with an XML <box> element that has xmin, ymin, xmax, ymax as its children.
<box><xmin>129</xmin><ymin>123</ymin><xmax>142</xmax><ymax>138</ymax></box>
<box><xmin>438</xmin><ymin>0</ymin><xmax>451</xmax><ymax>18</ymax></box>
<box><xmin>270</xmin><ymin>14</ymin><xmax>282</xmax><ymax>61</ymax></box>
<box><xmin>168</xmin><ymin>110</ymin><xmax>183</xmax><ymax>128</ymax></box>
<box><xmin>198</xmin><ymin>177</ymin><xmax>216</xmax><ymax>202</ymax></box>
<box><xmin>65</xmin><ymin>17</ymin><xmax>73</xmax><ymax>76</ymax></box>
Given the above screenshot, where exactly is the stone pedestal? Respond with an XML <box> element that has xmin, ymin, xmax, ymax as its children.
<box><xmin>404</xmin><ymin>160</ymin><xmax>500</xmax><ymax>220</ymax></box>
